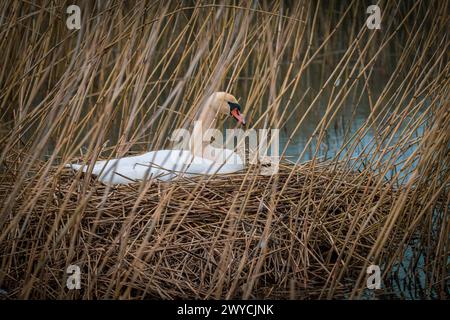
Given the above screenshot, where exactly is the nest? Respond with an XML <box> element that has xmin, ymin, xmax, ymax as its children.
<box><xmin>0</xmin><ymin>157</ymin><xmax>404</xmax><ymax>299</ymax></box>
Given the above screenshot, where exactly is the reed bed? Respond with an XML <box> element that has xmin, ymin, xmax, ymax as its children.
<box><xmin>0</xmin><ymin>0</ymin><xmax>449</xmax><ymax>299</ymax></box>
<box><xmin>0</xmin><ymin>154</ymin><xmax>414</xmax><ymax>299</ymax></box>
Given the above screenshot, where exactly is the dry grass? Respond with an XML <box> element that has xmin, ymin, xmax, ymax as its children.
<box><xmin>0</xmin><ymin>155</ymin><xmax>414</xmax><ymax>299</ymax></box>
<box><xmin>0</xmin><ymin>0</ymin><xmax>449</xmax><ymax>299</ymax></box>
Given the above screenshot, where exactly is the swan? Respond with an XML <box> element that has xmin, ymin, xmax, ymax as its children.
<box><xmin>65</xmin><ymin>92</ymin><xmax>246</xmax><ymax>184</ymax></box>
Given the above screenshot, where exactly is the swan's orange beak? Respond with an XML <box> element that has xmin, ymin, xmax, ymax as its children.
<box><xmin>231</xmin><ymin>108</ymin><xmax>246</xmax><ymax>126</ymax></box>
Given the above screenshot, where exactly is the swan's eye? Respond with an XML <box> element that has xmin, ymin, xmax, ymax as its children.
<box><xmin>227</xmin><ymin>102</ymin><xmax>241</xmax><ymax>113</ymax></box>
<box><xmin>228</xmin><ymin>102</ymin><xmax>246</xmax><ymax>126</ymax></box>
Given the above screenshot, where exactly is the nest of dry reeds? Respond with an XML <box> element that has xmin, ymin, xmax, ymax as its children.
<box><xmin>0</xmin><ymin>155</ymin><xmax>407</xmax><ymax>299</ymax></box>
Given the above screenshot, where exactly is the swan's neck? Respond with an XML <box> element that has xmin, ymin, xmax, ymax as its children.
<box><xmin>190</xmin><ymin>101</ymin><xmax>221</xmax><ymax>161</ymax></box>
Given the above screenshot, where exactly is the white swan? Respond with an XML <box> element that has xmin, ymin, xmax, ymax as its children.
<box><xmin>65</xmin><ymin>92</ymin><xmax>246</xmax><ymax>184</ymax></box>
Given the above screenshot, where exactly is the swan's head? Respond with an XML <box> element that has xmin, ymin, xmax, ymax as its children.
<box><xmin>210</xmin><ymin>92</ymin><xmax>246</xmax><ymax>126</ymax></box>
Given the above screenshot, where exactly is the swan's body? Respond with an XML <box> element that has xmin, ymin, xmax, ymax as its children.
<box><xmin>66</xmin><ymin>148</ymin><xmax>244</xmax><ymax>184</ymax></box>
<box><xmin>66</xmin><ymin>92</ymin><xmax>246</xmax><ymax>184</ymax></box>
